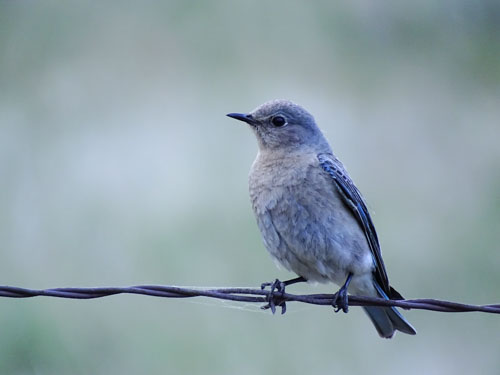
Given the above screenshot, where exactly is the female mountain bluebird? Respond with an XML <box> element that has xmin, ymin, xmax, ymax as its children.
<box><xmin>227</xmin><ymin>99</ymin><xmax>416</xmax><ymax>338</ymax></box>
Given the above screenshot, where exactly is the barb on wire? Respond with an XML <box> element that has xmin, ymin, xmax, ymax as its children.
<box><xmin>1</xmin><ymin>284</ymin><xmax>499</xmax><ymax>314</ymax></box>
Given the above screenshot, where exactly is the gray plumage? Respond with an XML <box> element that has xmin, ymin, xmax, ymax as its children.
<box><xmin>227</xmin><ymin>99</ymin><xmax>416</xmax><ymax>338</ymax></box>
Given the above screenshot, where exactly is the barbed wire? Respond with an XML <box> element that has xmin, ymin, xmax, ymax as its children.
<box><xmin>1</xmin><ymin>284</ymin><xmax>499</xmax><ymax>315</ymax></box>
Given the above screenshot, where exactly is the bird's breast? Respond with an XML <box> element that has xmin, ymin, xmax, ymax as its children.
<box><xmin>247</xmin><ymin>151</ymin><xmax>374</xmax><ymax>285</ymax></box>
<box><xmin>248</xmin><ymin>151</ymin><xmax>317</xmax><ymax>212</ymax></box>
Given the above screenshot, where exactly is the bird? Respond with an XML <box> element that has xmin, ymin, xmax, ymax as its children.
<box><xmin>227</xmin><ymin>99</ymin><xmax>416</xmax><ymax>338</ymax></box>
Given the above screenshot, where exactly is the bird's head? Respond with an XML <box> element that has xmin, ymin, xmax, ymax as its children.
<box><xmin>227</xmin><ymin>99</ymin><xmax>329</xmax><ymax>152</ymax></box>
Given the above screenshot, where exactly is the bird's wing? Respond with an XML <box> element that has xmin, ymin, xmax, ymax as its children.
<box><xmin>317</xmin><ymin>153</ymin><xmax>390</xmax><ymax>294</ymax></box>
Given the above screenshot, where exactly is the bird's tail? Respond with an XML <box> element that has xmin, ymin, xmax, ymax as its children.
<box><xmin>362</xmin><ymin>283</ymin><xmax>416</xmax><ymax>338</ymax></box>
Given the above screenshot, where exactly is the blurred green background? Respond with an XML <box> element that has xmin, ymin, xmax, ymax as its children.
<box><xmin>1</xmin><ymin>1</ymin><xmax>500</xmax><ymax>374</ymax></box>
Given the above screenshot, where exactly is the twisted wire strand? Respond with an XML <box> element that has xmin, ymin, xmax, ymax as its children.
<box><xmin>1</xmin><ymin>284</ymin><xmax>499</xmax><ymax>314</ymax></box>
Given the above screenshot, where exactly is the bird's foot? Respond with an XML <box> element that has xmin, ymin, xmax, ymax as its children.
<box><xmin>331</xmin><ymin>287</ymin><xmax>349</xmax><ymax>313</ymax></box>
<box><xmin>260</xmin><ymin>279</ymin><xmax>287</xmax><ymax>315</ymax></box>
<box><xmin>331</xmin><ymin>273</ymin><xmax>353</xmax><ymax>313</ymax></box>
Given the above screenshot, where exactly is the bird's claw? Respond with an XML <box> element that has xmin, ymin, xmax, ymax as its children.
<box><xmin>261</xmin><ymin>279</ymin><xmax>287</xmax><ymax>314</ymax></box>
<box><xmin>331</xmin><ymin>288</ymin><xmax>349</xmax><ymax>313</ymax></box>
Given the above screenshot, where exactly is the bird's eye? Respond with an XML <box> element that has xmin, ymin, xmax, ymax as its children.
<box><xmin>271</xmin><ymin>115</ymin><xmax>287</xmax><ymax>127</ymax></box>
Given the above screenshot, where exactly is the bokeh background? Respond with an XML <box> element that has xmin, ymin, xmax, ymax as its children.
<box><xmin>1</xmin><ymin>1</ymin><xmax>500</xmax><ymax>374</ymax></box>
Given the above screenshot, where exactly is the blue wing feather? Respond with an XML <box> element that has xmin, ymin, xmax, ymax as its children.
<box><xmin>317</xmin><ymin>153</ymin><xmax>390</xmax><ymax>295</ymax></box>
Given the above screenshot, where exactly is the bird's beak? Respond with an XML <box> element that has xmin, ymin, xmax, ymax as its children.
<box><xmin>226</xmin><ymin>112</ymin><xmax>255</xmax><ymax>125</ymax></box>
